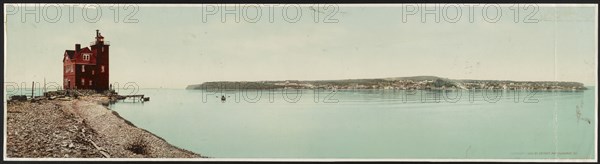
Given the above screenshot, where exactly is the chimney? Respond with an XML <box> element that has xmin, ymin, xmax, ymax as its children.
<box><xmin>96</xmin><ymin>29</ymin><xmax>99</xmax><ymax>37</ymax></box>
<box><xmin>75</xmin><ymin>44</ymin><xmax>81</xmax><ymax>52</ymax></box>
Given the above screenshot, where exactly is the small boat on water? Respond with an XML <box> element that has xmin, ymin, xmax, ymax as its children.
<box><xmin>221</xmin><ymin>95</ymin><xmax>226</xmax><ymax>101</ymax></box>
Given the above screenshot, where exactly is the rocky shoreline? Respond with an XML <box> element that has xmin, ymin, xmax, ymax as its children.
<box><xmin>6</xmin><ymin>94</ymin><xmax>204</xmax><ymax>158</ymax></box>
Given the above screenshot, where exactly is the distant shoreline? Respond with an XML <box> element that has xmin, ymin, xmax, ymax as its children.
<box><xmin>186</xmin><ymin>88</ymin><xmax>590</xmax><ymax>91</ymax></box>
<box><xmin>186</xmin><ymin>76</ymin><xmax>587</xmax><ymax>91</ymax></box>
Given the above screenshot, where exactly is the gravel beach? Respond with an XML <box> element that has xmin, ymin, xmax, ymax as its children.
<box><xmin>6</xmin><ymin>95</ymin><xmax>203</xmax><ymax>158</ymax></box>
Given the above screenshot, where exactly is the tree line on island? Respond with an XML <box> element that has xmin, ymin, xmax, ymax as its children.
<box><xmin>186</xmin><ymin>76</ymin><xmax>586</xmax><ymax>91</ymax></box>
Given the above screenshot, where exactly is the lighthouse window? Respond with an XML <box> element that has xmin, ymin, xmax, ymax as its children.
<box><xmin>89</xmin><ymin>80</ymin><xmax>93</xmax><ymax>86</ymax></box>
<box><xmin>101</xmin><ymin>65</ymin><xmax>105</xmax><ymax>73</ymax></box>
<box><xmin>82</xmin><ymin>65</ymin><xmax>85</xmax><ymax>72</ymax></box>
<box><xmin>81</xmin><ymin>78</ymin><xmax>85</xmax><ymax>85</ymax></box>
<box><xmin>92</xmin><ymin>70</ymin><xmax>95</xmax><ymax>75</ymax></box>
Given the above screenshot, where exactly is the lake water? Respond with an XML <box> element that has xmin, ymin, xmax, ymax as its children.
<box><xmin>109</xmin><ymin>88</ymin><xmax>596</xmax><ymax>159</ymax></box>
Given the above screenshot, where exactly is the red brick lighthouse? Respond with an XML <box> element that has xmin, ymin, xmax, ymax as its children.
<box><xmin>63</xmin><ymin>30</ymin><xmax>110</xmax><ymax>91</ymax></box>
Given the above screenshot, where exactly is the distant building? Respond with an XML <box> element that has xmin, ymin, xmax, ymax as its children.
<box><xmin>63</xmin><ymin>30</ymin><xmax>110</xmax><ymax>91</ymax></box>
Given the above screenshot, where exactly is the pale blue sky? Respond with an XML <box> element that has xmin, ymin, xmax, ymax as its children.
<box><xmin>4</xmin><ymin>4</ymin><xmax>597</xmax><ymax>88</ymax></box>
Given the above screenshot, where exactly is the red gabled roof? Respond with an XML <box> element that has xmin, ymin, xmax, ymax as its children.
<box><xmin>80</xmin><ymin>47</ymin><xmax>92</xmax><ymax>53</ymax></box>
<box><xmin>63</xmin><ymin>46</ymin><xmax>94</xmax><ymax>63</ymax></box>
<box><xmin>63</xmin><ymin>50</ymin><xmax>75</xmax><ymax>62</ymax></box>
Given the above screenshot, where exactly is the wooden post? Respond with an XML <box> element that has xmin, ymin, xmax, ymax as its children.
<box><xmin>31</xmin><ymin>81</ymin><xmax>34</xmax><ymax>98</ymax></box>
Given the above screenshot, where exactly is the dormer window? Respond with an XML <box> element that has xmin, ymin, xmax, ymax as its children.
<box><xmin>83</xmin><ymin>54</ymin><xmax>90</xmax><ymax>61</ymax></box>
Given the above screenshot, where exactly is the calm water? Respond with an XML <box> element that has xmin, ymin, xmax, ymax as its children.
<box><xmin>110</xmin><ymin>88</ymin><xmax>596</xmax><ymax>159</ymax></box>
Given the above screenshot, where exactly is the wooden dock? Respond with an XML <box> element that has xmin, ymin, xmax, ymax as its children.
<box><xmin>118</xmin><ymin>95</ymin><xmax>150</xmax><ymax>103</ymax></box>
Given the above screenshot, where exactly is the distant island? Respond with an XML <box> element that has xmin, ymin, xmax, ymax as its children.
<box><xmin>186</xmin><ymin>76</ymin><xmax>587</xmax><ymax>91</ymax></box>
